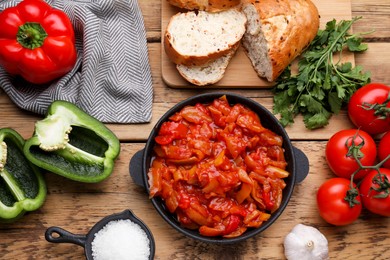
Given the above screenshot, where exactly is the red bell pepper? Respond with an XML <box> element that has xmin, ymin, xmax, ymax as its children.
<box><xmin>0</xmin><ymin>0</ymin><xmax>77</xmax><ymax>84</ymax></box>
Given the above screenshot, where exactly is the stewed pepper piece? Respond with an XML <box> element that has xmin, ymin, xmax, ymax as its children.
<box><xmin>24</xmin><ymin>101</ymin><xmax>120</xmax><ymax>183</ymax></box>
<box><xmin>0</xmin><ymin>128</ymin><xmax>46</xmax><ymax>222</ymax></box>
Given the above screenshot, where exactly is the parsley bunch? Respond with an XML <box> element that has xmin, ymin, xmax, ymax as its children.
<box><xmin>273</xmin><ymin>17</ymin><xmax>371</xmax><ymax>129</ymax></box>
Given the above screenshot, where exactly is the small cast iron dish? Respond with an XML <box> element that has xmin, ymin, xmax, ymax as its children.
<box><xmin>129</xmin><ymin>92</ymin><xmax>309</xmax><ymax>244</ymax></box>
<box><xmin>45</xmin><ymin>209</ymin><xmax>155</xmax><ymax>259</ymax></box>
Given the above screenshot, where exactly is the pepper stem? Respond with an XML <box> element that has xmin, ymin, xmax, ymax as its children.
<box><xmin>17</xmin><ymin>22</ymin><xmax>48</xmax><ymax>49</ymax></box>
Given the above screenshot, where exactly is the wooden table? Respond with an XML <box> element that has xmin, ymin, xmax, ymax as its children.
<box><xmin>1</xmin><ymin>0</ymin><xmax>389</xmax><ymax>259</ymax></box>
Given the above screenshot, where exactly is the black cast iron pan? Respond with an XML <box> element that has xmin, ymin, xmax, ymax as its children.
<box><xmin>129</xmin><ymin>92</ymin><xmax>309</xmax><ymax>244</ymax></box>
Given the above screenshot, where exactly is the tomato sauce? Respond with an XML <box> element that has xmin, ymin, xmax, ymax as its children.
<box><xmin>148</xmin><ymin>96</ymin><xmax>289</xmax><ymax>238</ymax></box>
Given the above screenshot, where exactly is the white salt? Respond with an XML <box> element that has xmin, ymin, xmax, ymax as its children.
<box><xmin>91</xmin><ymin>219</ymin><xmax>150</xmax><ymax>260</ymax></box>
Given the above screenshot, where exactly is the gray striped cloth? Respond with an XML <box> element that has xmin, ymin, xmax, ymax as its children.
<box><xmin>0</xmin><ymin>0</ymin><xmax>153</xmax><ymax>123</ymax></box>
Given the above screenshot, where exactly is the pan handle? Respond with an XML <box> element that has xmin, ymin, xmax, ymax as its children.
<box><xmin>45</xmin><ymin>226</ymin><xmax>86</xmax><ymax>247</ymax></box>
<box><xmin>129</xmin><ymin>149</ymin><xmax>146</xmax><ymax>188</ymax></box>
<box><xmin>293</xmin><ymin>146</ymin><xmax>310</xmax><ymax>183</ymax></box>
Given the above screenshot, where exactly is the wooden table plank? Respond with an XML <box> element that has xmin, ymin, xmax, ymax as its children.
<box><xmin>1</xmin><ymin>142</ymin><xmax>389</xmax><ymax>259</ymax></box>
<box><xmin>1</xmin><ymin>42</ymin><xmax>389</xmax><ymax>141</ymax></box>
<box><xmin>1</xmin><ymin>1</ymin><xmax>390</xmax><ymax>259</ymax></box>
<box><xmin>138</xmin><ymin>0</ymin><xmax>390</xmax><ymax>42</ymax></box>
<box><xmin>352</xmin><ymin>0</ymin><xmax>390</xmax><ymax>40</ymax></box>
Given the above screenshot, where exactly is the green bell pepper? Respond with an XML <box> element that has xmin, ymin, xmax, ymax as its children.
<box><xmin>23</xmin><ymin>100</ymin><xmax>120</xmax><ymax>183</ymax></box>
<box><xmin>0</xmin><ymin>128</ymin><xmax>46</xmax><ymax>222</ymax></box>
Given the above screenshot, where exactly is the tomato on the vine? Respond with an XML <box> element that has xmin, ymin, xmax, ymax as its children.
<box><xmin>348</xmin><ymin>83</ymin><xmax>390</xmax><ymax>135</ymax></box>
<box><xmin>360</xmin><ymin>168</ymin><xmax>390</xmax><ymax>217</ymax></box>
<box><xmin>317</xmin><ymin>178</ymin><xmax>362</xmax><ymax>226</ymax></box>
<box><xmin>378</xmin><ymin>131</ymin><xmax>390</xmax><ymax>169</ymax></box>
<box><xmin>326</xmin><ymin>129</ymin><xmax>377</xmax><ymax>179</ymax></box>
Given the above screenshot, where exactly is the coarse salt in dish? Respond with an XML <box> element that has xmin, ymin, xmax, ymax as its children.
<box><xmin>91</xmin><ymin>219</ymin><xmax>150</xmax><ymax>260</ymax></box>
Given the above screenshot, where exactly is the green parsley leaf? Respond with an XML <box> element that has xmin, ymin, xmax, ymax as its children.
<box><xmin>347</xmin><ymin>37</ymin><xmax>368</xmax><ymax>52</ymax></box>
<box><xmin>273</xmin><ymin>16</ymin><xmax>371</xmax><ymax>129</ymax></box>
<box><xmin>328</xmin><ymin>92</ymin><xmax>342</xmax><ymax>113</ymax></box>
<box><xmin>304</xmin><ymin>111</ymin><xmax>331</xmax><ymax>129</ymax></box>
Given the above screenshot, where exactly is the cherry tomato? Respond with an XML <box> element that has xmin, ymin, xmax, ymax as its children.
<box><xmin>360</xmin><ymin>168</ymin><xmax>390</xmax><ymax>217</ymax></box>
<box><xmin>348</xmin><ymin>83</ymin><xmax>390</xmax><ymax>135</ymax></box>
<box><xmin>326</xmin><ymin>129</ymin><xmax>377</xmax><ymax>179</ymax></box>
<box><xmin>378</xmin><ymin>131</ymin><xmax>390</xmax><ymax>169</ymax></box>
<box><xmin>317</xmin><ymin>178</ymin><xmax>362</xmax><ymax>226</ymax></box>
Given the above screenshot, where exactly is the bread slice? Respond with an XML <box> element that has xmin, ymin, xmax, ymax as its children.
<box><xmin>176</xmin><ymin>45</ymin><xmax>237</xmax><ymax>86</ymax></box>
<box><xmin>167</xmin><ymin>0</ymin><xmax>241</xmax><ymax>12</ymax></box>
<box><xmin>241</xmin><ymin>0</ymin><xmax>320</xmax><ymax>82</ymax></box>
<box><xmin>164</xmin><ymin>9</ymin><xmax>247</xmax><ymax>66</ymax></box>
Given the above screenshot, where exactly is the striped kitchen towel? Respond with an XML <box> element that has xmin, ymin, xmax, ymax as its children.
<box><xmin>0</xmin><ymin>0</ymin><xmax>153</xmax><ymax>123</ymax></box>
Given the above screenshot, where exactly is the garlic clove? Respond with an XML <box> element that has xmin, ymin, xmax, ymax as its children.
<box><xmin>284</xmin><ymin>224</ymin><xmax>329</xmax><ymax>260</ymax></box>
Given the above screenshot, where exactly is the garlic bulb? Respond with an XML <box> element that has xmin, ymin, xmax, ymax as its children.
<box><xmin>284</xmin><ymin>224</ymin><xmax>329</xmax><ymax>260</ymax></box>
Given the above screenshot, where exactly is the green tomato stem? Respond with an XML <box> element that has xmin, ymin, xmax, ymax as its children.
<box><xmin>371</xmin><ymin>171</ymin><xmax>390</xmax><ymax>199</ymax></box>
<box><xmin>346</xmin><ymin>130</ymin><xmax>390</xmax><ymax>203</ymax></box>
<box><xmin>359</xmin><ymin>92</ymin><xmax>390</xmax><ymax>119</ymax></box>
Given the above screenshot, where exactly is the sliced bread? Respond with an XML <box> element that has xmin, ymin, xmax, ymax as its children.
<box><xmin>176</xmin><ymin>45</ymin><xmax>238</xmax><ymax>86</ymax></box>
<box><xmin>164</xmin><ymin>9</ymin><xmax>247</xmax><ymax>66</ymax></box>
<box><xmin>167</xmin><ymin>0</ymin><xmax>241</xmax><ymax>12</ymax></box>
<box><xmin>241</xmin><ymin>0</ymin><xmax>320</xmax><ymax>82</ymax></box>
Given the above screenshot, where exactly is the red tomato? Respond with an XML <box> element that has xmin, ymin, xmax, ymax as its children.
<box><xmin>348</xmin><ymin>83</ymin><xmax>390</xmax><ymax>135</ymax></box>
<box><xmin>326</xmin><ymin>129</ymin><xmax>377</xmax><ymax>179</ymax></box>
<box><xmin>317</xmin><ymin>178</ymin><xmax>362</xmax><ymax>225</ymax></box>
<box><xmin>378</xmin><ymin>131</ymin><xmax>390</xmax><ymax>169</ymax></box>
<box><xmin>360</xmin><ymin>168</ymin><xmax>390</xmax><ymax>216</ymax></box>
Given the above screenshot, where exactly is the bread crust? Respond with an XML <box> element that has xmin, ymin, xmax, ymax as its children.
<box><xmin>242</xmin><ymin>0</ymin><xmax>320</xmax><ymax>81</ymax></box>
<box><xmin>167</xmin><ymin>0</ymin><xmax>241</xmax><ymax>12</ymax></box>
<box><xmin>207</xmin><ymin>0</ymin><xmax>241</xmax><ymax>12</ymax></box>
<box><xmin>176</xmin><ymin>44</ymin><xmax>239</xmax><ymax>86</ymax></box>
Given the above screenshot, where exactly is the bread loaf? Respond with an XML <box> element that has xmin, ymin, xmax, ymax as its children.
<box><xmin>164</xmin><ymin>9</ymin><xmax>247</xmax><ymax>66</ymax></box>
<box><xmin>176</xmin><ymin>46</ymin><xmax>237</xmax><ymax>86</ymax></box>
<box><xmin>166</xmin><ymin>0</ymin><xmax>241</xmax><ymax>12</ymax></box>
<box><xmin>241</xmin><ymin>0</ymin><xmax>320</xmax><ymax>82</ymax></box>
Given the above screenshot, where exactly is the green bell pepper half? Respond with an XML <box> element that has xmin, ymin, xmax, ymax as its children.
<box><xmin>0</xmin><ymin>128</ymin><xmax>46</xmax><ymax>222</ymax></box>
<box><xmin>23</xmin><ymin>100</ymin><xmax>120</xmax><ymax>183</ymax></box>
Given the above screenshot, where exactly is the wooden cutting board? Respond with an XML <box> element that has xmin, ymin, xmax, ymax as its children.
<box><xmin>161</xmin><ymin>0</ymin><xmax>354</xmax><ymax>88</ymax></box>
